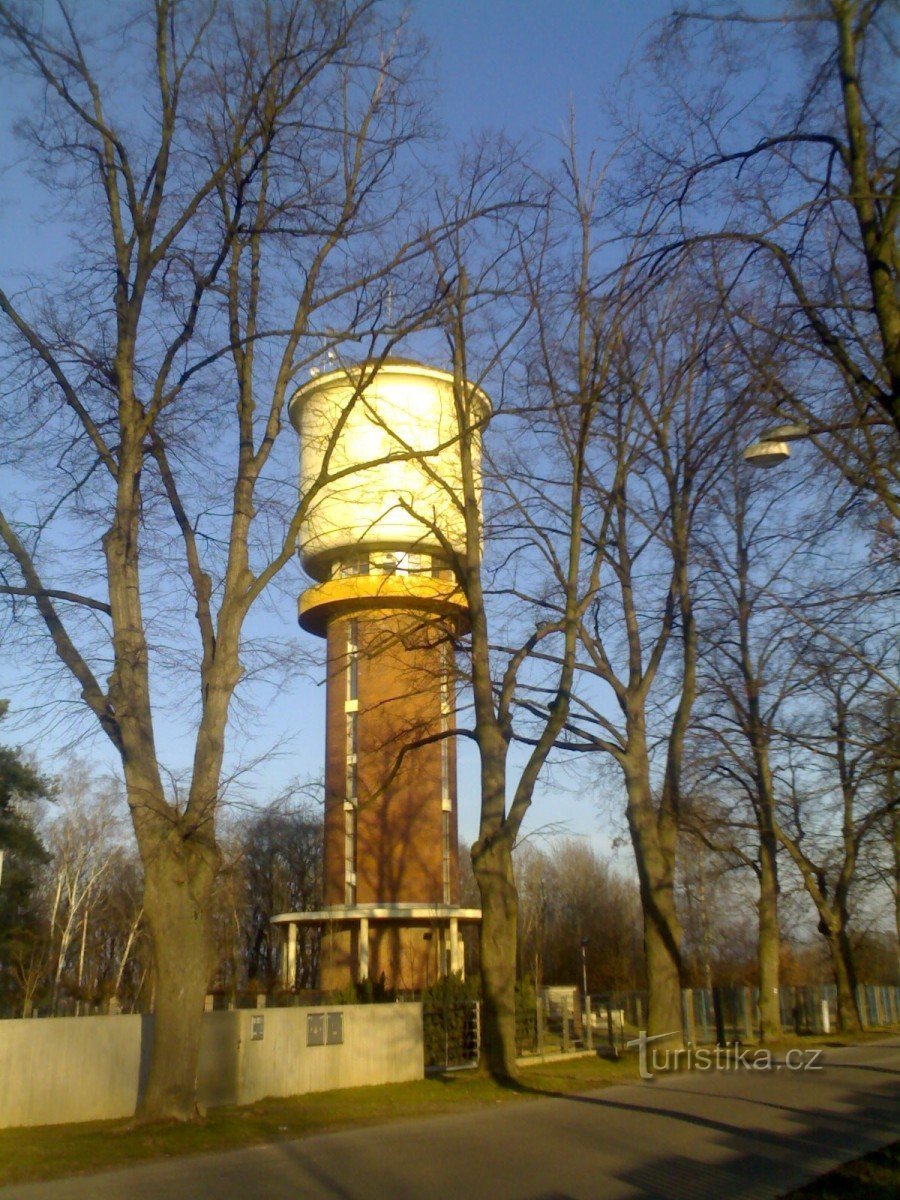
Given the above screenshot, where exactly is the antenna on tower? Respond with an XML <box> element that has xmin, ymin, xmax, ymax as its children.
<box><xmin>309</xmin><ymin>333</ymin><xmax>336</xmax><ymax>377</ymax></box>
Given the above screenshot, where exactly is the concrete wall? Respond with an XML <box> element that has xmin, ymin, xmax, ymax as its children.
<box><xmin>0</xmin><ymin>1012</ymin><xmax>150</xmax><ymax>1128</ymax></box>
<box><xmin>197</xmin><ymin>1004</ymin><xmax>423</xmax><ymax>1108</ymax></box>
<box><xmin>0</xmin><ymin>1003</ymin><xmax>423</xmax><ymax>1129</ymax></box>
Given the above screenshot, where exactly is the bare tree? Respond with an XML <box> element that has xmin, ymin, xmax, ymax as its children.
<box><xmin>409</xmin><ymin>132</ymin><xmax>613</xmax><ymax>1079</ymax></box>
<box><xmin>103</xmin><ymin>860</ymin><xmax>146</xmax><ymax>1013</ymax></box>
<box><xmin>637</xmin><ymin>1</ymin><xmax>899</xmax><ymax>513</ymax></box>
<box><xmin>774</xmin><ymin>650</ymin><xmax>897</xmax><ymax>1029</ymax></box>
<box><xmin>41</xmin><ymin>762</ymin><xmax>126</xmax><ymax>1014</ymax></box>
<box><xmin>556</xmin><ymin>279</ymin><xmax>736</xmax><ymax>1041</ymax></box>
<box><xmin>690</xmin><ymin>400</ymin><xmax>897</xmax><ymax>1032</ymax></box>
<box><xmin>517</xmin><ymin>839</ymin><xmax>643</xmax><ymax>993</ymax></box>
<box><xmin>675</xmin><ymin>824</ymin><xmax>759</xmax><ymax>990</ymax></box>
<box><xmin>211</xmin><ymin>791</ymin><xmax>323</xmax><ymax>997</ymax></box>
<box><xmin>0</xmin><ymin>0</ymin><xmax>439</xmax><ymax>1118</ymax></box>
<box><xmin>689</xmin><ymin>462</ymin><xmax>816</xmax><ymax>1040</ymax></box>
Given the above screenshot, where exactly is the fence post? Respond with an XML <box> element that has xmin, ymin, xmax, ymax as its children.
<box><xmin>700</xmin><ymin>988</ymin><xmax>712</xmax><ymax>1042</ymax></box>
<box><xmin>712</xmin><ymin>987</ymin><xmax>726</xmax><ymax>1046</ymax></box>
<box><xmin>792</xmin><ymin>988</ymin><xmax>806</xmax><ymax>1036</ymax></box>
<box><xmin>742</xmin><ymin>988</ymin><xmax>754</xmax><ymax>1041</ymax></box>
<box><xmin>681</xmin><ymin>989</ymin><xmax>694</xmax><ymax>1047</ymax></box>
<box><xmin>537</xmin><ymin>996</ymin><xmax>544</xmax><ymax>1057</ymax></box>
<box><xmin>562</xmin><ymin>995</ymin><xmax>570</xmax><ymax>1053</ymax></box>
<box><xmin>606</xmin><ymin>994</ymin><xmax>619</xmax><ymax>1058</ymax></box>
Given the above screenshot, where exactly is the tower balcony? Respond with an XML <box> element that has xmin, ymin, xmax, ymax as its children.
<box><xmin>298</xmin><ymin>572</ymin><xmax>469</xmax><ymax>636</ymax></box>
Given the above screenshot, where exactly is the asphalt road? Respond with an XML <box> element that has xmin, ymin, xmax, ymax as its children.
<box><xmin>5</xmin><ymin>1038</ymin><xmax>899</xmax><ymax>1200</ymax></box>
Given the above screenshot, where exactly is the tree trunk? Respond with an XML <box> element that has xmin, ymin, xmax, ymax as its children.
<box><xmin>757</xmin><ymin>831</ymin><xmax>782</xmax><ymax>1042</ymax></box>
<box><xmin>641</xmin><ymin>881</ymin><xmax>684</xmax><ymax>1040</ymax></box>
<box><xmin>113</xmin><ymin>908</ymin><xmax>143</xmax><ymax>1004</ymax></box>
<box><xmin>625</xmin><ymin>764</ymin><xmax>684</xmax><ymax>1042</ymax></box>
<box><xmin>472</xmin><ymin>836</ymin><xmax>519</xmax><ymax>1082</ymax></box>
<box><xmin>136</xmin><ymin>827</ymin><xmax>218</xmax><ymax>1121</ymax></box>
<box><xmin>76</xmin><ymin>904</ymin><xmax>89</xmax><ymax>1016</ymax></box>
<box><xmin>892</xmin><ymin>805</ymin><xmax>900</xmax><ymax>974</ymax></box>
<box><xmin>828</xmin><ymin>927</ymin><xmax>862</xmax><ymax>1034</ymax></box>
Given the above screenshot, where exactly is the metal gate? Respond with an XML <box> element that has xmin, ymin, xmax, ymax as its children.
<box><xmin>423</xmin><ymin>999</ymin><xmax>480</xmax><ymax>1071</ymax></box>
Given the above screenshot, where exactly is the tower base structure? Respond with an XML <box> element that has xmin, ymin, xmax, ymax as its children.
<box><xmin>273</xmin><ymin>904</ymin><xmax>481</xmax><ymax>992</ymax></box>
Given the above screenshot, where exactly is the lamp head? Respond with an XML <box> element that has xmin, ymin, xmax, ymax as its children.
<box><xmin>742</xmin><ymin>440</ymin><xmax>791</xmax><ymax>468</ymax></box>
<box><xmin>759</xmin><ymin>422</ymin><xmax>809</xmax><ymax>442</ymax></box>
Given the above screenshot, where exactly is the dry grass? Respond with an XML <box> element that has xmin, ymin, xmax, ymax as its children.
<box><xmin>780</xmin><ymin>1141</ymin><xmax>900</xmax><ymax>1199</ymax></box>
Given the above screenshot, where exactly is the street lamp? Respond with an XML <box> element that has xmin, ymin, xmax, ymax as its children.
<box><xmin>742</xmin><ymin>423</ymin><xmax>810</xmax><ymax>469</ymax></box>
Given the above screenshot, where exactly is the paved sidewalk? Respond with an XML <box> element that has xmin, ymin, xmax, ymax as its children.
<box><xmin>4</xmin><ymin>1039</ymin><xmax>898</xmax><ymax>1200</ymax></box>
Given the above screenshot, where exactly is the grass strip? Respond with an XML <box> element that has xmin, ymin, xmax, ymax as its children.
<box><xmin>2</xmin><ymin>1030</ymin><xmax>894</xmax><ymax>1188</ymax></box>
<box><xmin>0</xmin><ymin>1053</ymin><xmax>633</xmax><ymax>1186</ymax></box>
<box><xmin>780</xmin><ymin>1141</ymin><xmax>900</xmax><ymax>1199</ymax></box>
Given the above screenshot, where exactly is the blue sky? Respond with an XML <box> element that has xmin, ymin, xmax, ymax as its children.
<box><xmin>414</xmin><ymin>0</ymin><xmax>672</xmax><ymax>146</ymax></box>
<box><xmin>0</xmin><ymin>0</ymin><xmax>677</xmax><ymax>853</ymax></box>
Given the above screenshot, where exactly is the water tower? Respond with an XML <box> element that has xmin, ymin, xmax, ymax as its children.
<box><xmin>272</xmin><ymin>359</ymin><xmax>486</xmax><ymax>991</ymax></box>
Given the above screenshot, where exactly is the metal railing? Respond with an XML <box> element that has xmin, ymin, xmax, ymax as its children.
<box><xmin>418</xmin><ymin>982</ymin><xmax>900</xmax><ymax>1069</ymax></box>
<box><xmin>515</xmin><ymin>983</ymin><xmax>900</xmax><ymax>1059</ymax></box>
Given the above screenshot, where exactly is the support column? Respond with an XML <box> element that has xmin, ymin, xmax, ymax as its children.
<box><xmin>359</xmin><ymin>917</ymin><xmax>369</xmax><ymax>982</ymax></box>
<box><xmin>449</xmin><ymin>916</ymin><xmax>459</xmax><ymax>975</ymax></box>
<box><xmin>283</xmin><ymin>923</ymin><xmax>298</xmax><ymax>990</ymax></box>
<box><xmin>438</xmin><ymin>926</ymin><xmax>447</xmax><ymax>978</ymax></box>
